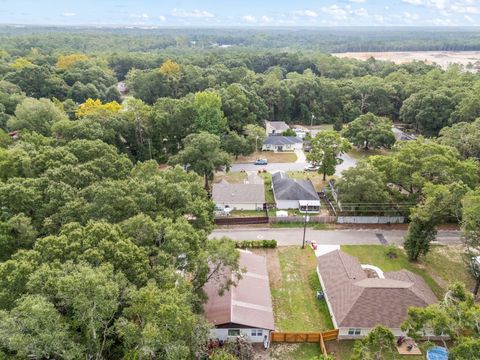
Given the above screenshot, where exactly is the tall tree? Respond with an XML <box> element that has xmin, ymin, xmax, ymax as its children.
<box><xmin>307</xmin><ymin>130</ymin><xmax>351</xmax><ymax>180</ymax></box>
<box><xmin>169</xmin><ymin>132</ymin><xmax>231</xmax><ymax>190</ymax></box>
<box><xmin>342</xmin><ymin>112</ymin><xmax>395</xmax><ymax>150</ymax></box>
<box><xmin>194</xmin><ymin>91</ymin><xmax>227</xmax><ymax>135</ymax></box>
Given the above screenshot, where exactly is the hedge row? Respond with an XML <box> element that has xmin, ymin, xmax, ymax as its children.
<box><xmin>235</xmin><ymin>240</ymin><xmax>277</xmax><ymax>249</ymax></box>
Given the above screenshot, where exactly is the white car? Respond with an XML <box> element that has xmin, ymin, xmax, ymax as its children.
<box><xmin>304</xmin><ymin>164</ymin><xmax>320</xmax><ymax>171</ymax></box>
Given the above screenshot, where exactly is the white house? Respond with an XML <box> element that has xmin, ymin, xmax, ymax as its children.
<box><xmin>262</xmin><ymin>136</ymin><xmax>303</xmax><ymax>152</ymax></box>
<box><xmin>265</xmin><ymin>121</ymin><xmax>290</xmax><ymax>136</ymax></box>
<box><xmin>271</xmin><ymin>172</ymin><xmax>320</xmax><ymax>212</ymax></box>
<box><xmin>212</xmin><ymin>181</ymin><xmax>265</xmax><ymax>211</ymax></box>
<box><xmin>317</xmin><ymin>250</ymin><xmax>438</xmax><ymax>339</ymax></box>
<box><xmin>203</xmin><ymin>251</ymin><xmax>275</xmax><ymax>343</ymax></box>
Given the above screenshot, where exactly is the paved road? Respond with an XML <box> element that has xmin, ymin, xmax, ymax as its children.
<box><xmin>210</xmin><ymin>228</ymin><xmax>462</xmax><ymax>246</ymax></box>
<box><xmin>230</xmin><ymin>153</ymin><xmax>357</xmax><ymax>177</ymax></box>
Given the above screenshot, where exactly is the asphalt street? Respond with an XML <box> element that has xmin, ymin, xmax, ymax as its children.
<box><xmin>230</xmin><ymin>153</ymin><xmax>357</xmax><ymax>177</ymax></box>
<box><xmin>210</xmin><ymin>227</ymin><xmax>462</xmax><ymax>246</ymax></box>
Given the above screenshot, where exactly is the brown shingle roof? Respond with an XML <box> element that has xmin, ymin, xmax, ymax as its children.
<box><xmin>317</xmin><ymin>250</ymin><xmax>437</xmax><ymax>328</ymax></box>
<box><xmin>203</xmin><ymin>251</ymin><xmax>275</xmax><ymax>330</ymax></box>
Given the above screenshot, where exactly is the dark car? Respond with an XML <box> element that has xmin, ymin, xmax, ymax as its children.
<box><xmin>254</xmin><ymin>158</ymin><xmax>268</xmax><ymax>165</ymax></box>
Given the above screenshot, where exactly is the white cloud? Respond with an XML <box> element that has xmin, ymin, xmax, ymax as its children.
<box><xmin>130</xmin><ymin>13</ymin><xmax>149</xmax><ymax>19</ymax></box>
<box><xmin>292</xmin><ymin>10</ymin><xmax>319</xmax><ymax>18</ymax></box>
<box><xmin>243</xmin><ymin>15</ymin><xmax>257</xmax><ymax>23</ymax></box>
<box><xmin>355</xmin><ymin>8</ymin><xmax>369</xmax><ymax>17</ymax></box>
<box><xmin>159</xmin><ymin>15</ymin><xmax>166</xmax><ymax>22</ymax></box>
<box><xmin>261</xmin><ymin>15</ymin><xmax>274</xmax><ymax>23</ymax></box>
<box><xmin>404</xmin><ymin>11</ymin><xmax>420</xmax><ymax>20</ymax></box>
<box><xmin>321</xmin><ymin>5</ymin><xmax>348</xmax><ymax>20</ymax></box>
<box><xmin>62</xmin><ymin>12</ymin><xmax>76</xmax><ymax>17</ymax></box>
<box><xmin>171</xmin><ymin>8</ymin><xmax>214</xmax><ymax>18</ymax></box>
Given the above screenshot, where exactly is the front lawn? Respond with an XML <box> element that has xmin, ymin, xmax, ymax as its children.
<box><xmin>341</xmin><ymin>245</ymin><xmax>473</xmax><ymax>299</ymax></box>
<box><xmin>270</xmin><ymin>247</ymin><xmax>333</xmax><ymax>332</ymax></box>
<box><xmin>235</xmin><ymin>151</ymin><xmax>297</xmax><ymax>164</ymax></box>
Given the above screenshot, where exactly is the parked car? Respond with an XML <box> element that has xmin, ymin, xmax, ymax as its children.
<box><xmin>254</xmin><ymin>159</ymin><xmax>268</xmax><ymax>165</ymax></box>
<box><xmin>304</xmin><ymin>163</ymin><xmax>320</xmax><ymax>171</ymax></box>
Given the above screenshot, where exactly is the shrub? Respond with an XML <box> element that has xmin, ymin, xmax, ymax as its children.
<box><xmin>235</xmin><ymin>240</ymin><xmax>277</xmax><ymax>249</ymax></box>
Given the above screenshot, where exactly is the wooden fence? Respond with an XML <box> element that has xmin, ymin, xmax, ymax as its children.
<box><xmin>270</xmin><ymin>329</ymin><xmax>339</xmax><ymax>356</ymax></box>
<box><xmin>214</xmin><ymin>216</ymin><xmax>269</xmax><ymax>225</ymax></box>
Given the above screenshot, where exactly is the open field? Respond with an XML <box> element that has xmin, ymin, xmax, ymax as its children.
<box><xmin>341</xmin><ymin>244</ymin><xmax>474</xmax><ymax>299</ymax></box>
<box><xmin>235</xmin><ymin>151</ymin><xmax>297</xmax><ymax>164</ymax></box>
<box><xmin>333</xmin><ymin>51</ymin><xmax>480</xmax><ymax>70</ymax></box>
<box><xmin>260</xmin><ymin>247</ymin><xmax>333</xmax><ymax>332</ymax></box>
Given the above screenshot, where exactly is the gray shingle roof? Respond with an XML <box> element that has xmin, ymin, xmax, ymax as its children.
<box><xmin>317</xmin><ymin>250</ymin><xmax>437</xmax><ymax>328</ymax></box>
<box><xmin>271</xmin><ymin>171</ymin><xmax>319</xmax><ymax>201</ymax></box>
<box><xmin>212</xmin><ymin>183</ymin><xmax>265</xmax><ymax>204</ymax></box>
<box><xmin>263</xmin><ymin>136</ymin><xmax>303</xmax><ymax>146</ymax></box>
<box><xmin>266</xmin><ymin>121</ymin><xmax>290</xmax><ymax>132</ymax></box>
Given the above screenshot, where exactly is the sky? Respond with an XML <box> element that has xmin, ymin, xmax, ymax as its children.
<box><xmin>0</xmin><ymin>0</ymin><xmax>480</xmax><ymax>27</ymax></box>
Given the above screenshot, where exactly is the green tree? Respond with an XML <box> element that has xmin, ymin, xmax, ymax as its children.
<box><xmin>194</xmin><ymin>91</ymin><xmax>227</xmax><ymax>135</ymax></box>
<box><xmin>243</xmin><ymin>124</ymin><xmax>266</xmax><ymax>153</ymax></box>
<box><xmin>438</xmin><ymin>119</ymin><xmax>480</xmax><ymax>160</ymax></box>
<box><xmin>307</xmin><ymin>130</ymin><xmax>351</xmax><ymax>180</ymax></box>
<box><xmin>169</xmin><ymin>132</ymin><xmax>231</xmax><ymax>190</ymax></box>
<box><xmin>342</xmin><ymin>113</ymin><xmax>395</xmax><ymax>150</ymax></box>
<box><xmin>9</xmin><ymin>97</ymin><xmax>67</xmax><ymax>135</ymax></box>
<box><xmin>116</xmin><ymin>281</ymin><xmax>210</xmax><ymax>360</ymax></box>
<box><xmin>222</xmin><ymin>131</ymin><xmax>252</xmax><ymax>159</ymax></box>
<box><xmin>336</xmin><ymin>162</ymin><xmax>391</xmax><ymax>205</ymax></box>
<box><xmin>351</xmin><ymin>325</ymin><xmax>396</xmax><ymax>360</ymax></box>
<box><xmin>400</xmin><ymin>89</ymin><xmax>457</xmax><ymax>136</ymax></box>
<box><xmin>461</xmin><ymin>189</ymin><xmax>480</xmax><ymax>295</ymax></box>
<box><xmin>0</xmin><ymin>295</ymin><xmax>82</xmax><ymax>359</ymax></box>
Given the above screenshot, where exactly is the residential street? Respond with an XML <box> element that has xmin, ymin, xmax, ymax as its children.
<box><xmin>210</xmin><ymin>227</ymin><xmax>462</xmax><ymax>246</ymax></box>
<box><xmin>230</xmin><ymin>152</ymin><xmax>357</xmax><ymax>176</ymax></box>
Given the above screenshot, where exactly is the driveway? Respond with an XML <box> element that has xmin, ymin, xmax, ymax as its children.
<box><xmin>230</xmin><ymin>153</ymin><xmax>357</xmax><ymax>177</ymax></box>
<box><xmin>210</xmin><ymin>227</ymin><xmax>462</xmax><ymax>246</ymax></box>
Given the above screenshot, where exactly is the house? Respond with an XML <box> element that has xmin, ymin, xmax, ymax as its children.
<box><xmin>271</xmin><ymin>171</ymin><xmax>320</xmax><ymax>212</ymax></box>
<box><xmin>262</xmin><ymin>136</ymin><xmax>303</xmax><ymax>152</ymax></box>
<box><xmin>317</xmin><ymin>250</ymin><xmax>437</xmax><ymax>339</ymax></box>
<box><xmin>203</xmin><ymin>251</ymin><xmax>275</xmax><ymax>343</ymax></box>
<box><xmin>212</xmin><ymin>181</ymin><xmax>265</xmax><ymax>211</ymax></box>
<box><xmin>265</xmin><ymin>121</ymin><xmax>290</xmax><ymax>136</ymax></box>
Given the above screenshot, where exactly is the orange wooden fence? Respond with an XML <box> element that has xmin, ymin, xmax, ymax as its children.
<box><xmin>270</xmin><ymin>329</ymin><xmax>339</xmax><ymax>356</ymax></box>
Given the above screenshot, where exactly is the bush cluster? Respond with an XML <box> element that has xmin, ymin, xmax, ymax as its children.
<box><xmin>235</xmin><ymin>240</ymin><xmax>277</xmax><ymax>249</ymax></box>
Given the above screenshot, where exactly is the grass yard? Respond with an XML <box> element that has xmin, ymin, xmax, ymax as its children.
<box><xmin>341</xmin><ymin>245</ymin><xmax>473</xmax><ymax>299</ymax></box>
<box><xmin>286</xmin><ymin>170</ymin><xmax>336</xmax><ymax>192</ymax></box>
<box><xmin>213</xmin><ymin>171</ymin><xmax>246</xmax><ymax>184</ymax></box>
<box><xmin>259</xmin><ymin>172</ymin><xmax>275</xmax><ymax>204</ymax></box>
<box><xmin>235</xmin><ymin>151</ymin><xmax>297</xmax><ymax>164</ymax></box>
<box><xmin>270</xmin><ymin>247</ymin><xmax>333</xmax><ymax>332</ymax></box>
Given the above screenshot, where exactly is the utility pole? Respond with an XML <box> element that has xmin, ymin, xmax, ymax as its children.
<box><xmin>302</xmin><ymin>203</ymin><xmax>308</xmax><ymax>249</ymax></box>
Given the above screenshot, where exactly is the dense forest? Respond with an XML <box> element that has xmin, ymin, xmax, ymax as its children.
<box><xmin>1</xmin><ymin>29</ymin><xmax>480</xmax><ymax>359</ymax></box>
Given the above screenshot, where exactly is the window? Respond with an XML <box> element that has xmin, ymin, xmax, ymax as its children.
<box><xmin>228</xmin><ymin>329</ymin><xmax>240</xmax><ymax>337</ymax></box>
<box><xmin>251</xmin><ymin>329</ymin><xmax>263</xmax><ymax>337</ymax></box>
<box><xmin>348</xmin><ymin>328</ymin><xmax>361</xmax><ymax>335</ymax></box>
